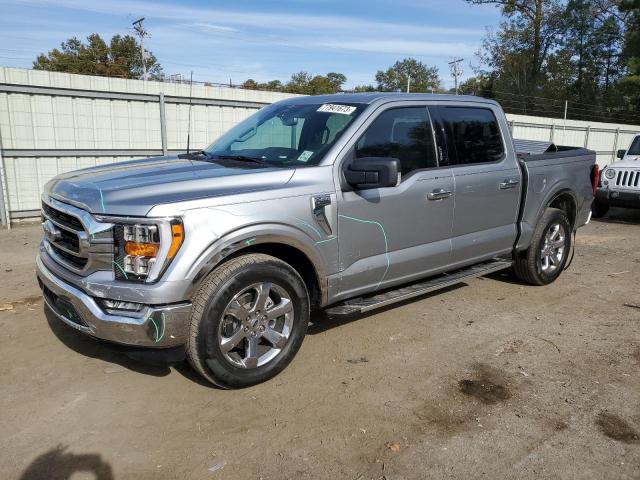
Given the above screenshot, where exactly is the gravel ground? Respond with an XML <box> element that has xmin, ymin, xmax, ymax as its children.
<box><xmin>0</xmin><ymin>209</ymin><xmax>639</xmax><ymax>480</ymax></box>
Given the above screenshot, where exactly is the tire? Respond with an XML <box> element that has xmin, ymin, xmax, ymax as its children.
<box><xmin>514</xmin><ymin>208</ymin><xmax>572</xmax><ymax>286</ymax></box>
<box><xmin>591</xmin><ymin>200</ymin><xmax>609</xmax><ymax>219</ymax></box>
<box><xmin>186</xmin><ymin>254</ymin><xmax>309</xmax><ymax>388</ymax></box>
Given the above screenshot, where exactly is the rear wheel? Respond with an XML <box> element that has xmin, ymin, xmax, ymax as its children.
<box><xmin>514</xmin><ymin>208</ymin><xmax>571</xmax><ymax>285</ymax></box>
<box><xmin>186</xmin><ymin>254</ymin><xmax>309</xmax><ymax>388</ymax></box>
<box><xmin>591</xmin><ymin>200</ymin><xmax>609</xmax><ymax>218</ymax></box>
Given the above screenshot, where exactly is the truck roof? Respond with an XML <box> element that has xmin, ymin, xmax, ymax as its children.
<box><xmin>279</xmin><ymin>92</ymin><xmax>500</xmax><ymax>106</ymax></box>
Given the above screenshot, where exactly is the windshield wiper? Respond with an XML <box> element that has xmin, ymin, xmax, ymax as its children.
<box><xmin>211</xmin><ymin>154</ymin><xmax>272</xmax><ymax>166</ymax></box>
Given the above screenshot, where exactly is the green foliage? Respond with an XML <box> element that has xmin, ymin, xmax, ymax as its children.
<box><xmin>242</xmin><ymin>71</ymin><xmax>347</xmax><ymax>94</ymax></box>
<box><xmin>374</xmin><ymin>58</ymin><xmax>441</xmax><ymax>92</ymax></box>
<box><xmin>352</xmin><ymin>84</ymin><xmax>378</xmax><ymax>92</ymax></box>
<box><xmin>457</xmin><ymin>75</ymin><xmax>495</xmax><ymax>97</ymax></box>
<box><xmin>468</xmin><ymin>0</ymin><xmax>640</xmax><ymax>123</ymax></box>
<box><xmin>33</xmin><ymin>34</ymin><xmax>163</xmax><ymax>80</ymax></box>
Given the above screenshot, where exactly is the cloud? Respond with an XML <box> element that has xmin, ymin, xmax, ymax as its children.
<box><xmin>14</xmin><ymin>0</ymin><xmax>485</xmax><ymax>37</ymax></box>
<box><xmin>318</xmin><ymin>39</ymin><xmax>477</xmax><ymax>58</ymax></box>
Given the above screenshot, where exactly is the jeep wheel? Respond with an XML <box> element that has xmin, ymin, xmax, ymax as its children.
<box><xmin>186</xmin><ymin>254</ymin><xmax>309</xmax><ymax>388</ymax></box>
<box><xmin>514</xmin><ymin>208</ymin><xmax>572</xmax><ymax>286</ymax></box>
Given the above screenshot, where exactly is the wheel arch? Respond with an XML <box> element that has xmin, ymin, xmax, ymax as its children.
<box><xmin>546</xmin><ymin>189</ymin><xmax>578</xmax><ymax>228</ymax></box>
<box><xmin>186</xmin><ymin>226</ymin><xmax>328</xmax><ymax>309</ymax></box>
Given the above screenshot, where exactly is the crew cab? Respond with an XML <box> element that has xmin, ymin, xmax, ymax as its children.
<box><xmin>593</xmin><ymin>134</ymin><xmax>640</xmax><ymax>217</ymax></box>
<box><xmin>37</xmin><ymin>94</ymin><xmax>597</xmax><ymax>387</ymax></box>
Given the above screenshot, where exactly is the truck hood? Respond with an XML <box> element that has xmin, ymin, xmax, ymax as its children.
<box><xmin>612</xmin><ymin>156</ymin><xmax>640</xmax><ymax>168</ymax></box>
<box><xmin>44</xmin><ymin>155</ymin><xmax>295</xmax><ymax>216</ymax></box>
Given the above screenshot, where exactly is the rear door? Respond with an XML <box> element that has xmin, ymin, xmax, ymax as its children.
<box><xmin>433</xmin><ymin>105</ymin><xmax>521</xmax><ymax>264</ymax></box>
<box><xmin>334</xmin><ymin>104</ymin><xmax>455</xmax><ymax>300</ymax></box>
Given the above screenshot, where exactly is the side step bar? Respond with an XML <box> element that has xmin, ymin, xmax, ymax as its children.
<box><xmin>324</xmin><ymin>259</ymin><xmax>513</xmax><ymax>317</ymax></box>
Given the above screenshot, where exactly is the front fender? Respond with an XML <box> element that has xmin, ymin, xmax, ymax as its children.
<box><xmin>183</xmin><ymin>223</ymin><xmax>330</xmax><ymax>305</ymax></box>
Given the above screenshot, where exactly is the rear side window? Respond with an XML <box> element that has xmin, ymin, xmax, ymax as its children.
<box><xmin>439</xmin><ymin>107</ymin><xmax>504</xmax><ymax>165</ymax></box>
<box><xmin>629</xmin><ymin>136</ymin><xmax>640</xmax><ymax>155</ymax></box>
<box><xmin>356</xmin><ymin>107</ymin><xmax>437</xmax><ymax>176</ymax></box>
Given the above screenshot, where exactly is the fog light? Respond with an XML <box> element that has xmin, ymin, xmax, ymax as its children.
<box><xmin>100</xmin><ymin>299</ymin><xmax>144</xmax><ymax>312</ymax></box>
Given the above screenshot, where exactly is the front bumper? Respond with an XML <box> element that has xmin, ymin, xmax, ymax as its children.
<box><xmin>596</xmin><ymin>188</ymin><xmax>640</xmax><ymax>209</ymax></box>
<box><xmin>36</xmin><ymin>254</ymin><xmax>191</xmax><ymax>348</ymax></box>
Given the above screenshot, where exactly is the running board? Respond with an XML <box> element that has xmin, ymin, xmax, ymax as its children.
<box><xmin>324</xmin><ymin>259</ymin><xmax>513</xmax><ymax>317</ymax></box>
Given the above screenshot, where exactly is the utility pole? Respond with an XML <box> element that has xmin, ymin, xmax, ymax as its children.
<box><xmin>132</xmin><ymin>17</ymin><xmax>148</xmax><ymax>81</ymax></box>
<box><xmin>448</xmin><ymin>58</ymin><xmax>464</xmax><ymax>95</ymax></box>
<box><xmin>406</xmin><ymin>74</ymin><xmax>411</xmax><ymax>93</ymax></box>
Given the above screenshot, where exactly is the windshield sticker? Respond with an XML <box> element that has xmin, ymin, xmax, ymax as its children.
<box><xmin>317</xmin><ymin>104</ymin><xmax>357</xmax><ymax>115</ymax></box>
<box><xmin>297</xmin><ymin>150</ymin><xmax>314</xmax><ymax>162</ymax></box>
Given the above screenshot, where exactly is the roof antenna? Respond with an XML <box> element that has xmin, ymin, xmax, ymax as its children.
<box><xmin>186</xmin><ymin>71</ymin><xmax>193</xmax><ymax>154</ymax></box>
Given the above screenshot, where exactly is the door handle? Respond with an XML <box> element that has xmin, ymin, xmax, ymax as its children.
<box><xmin>499</xmin><ymin>179</ymin><xmax>520</xmax><ymax>190</ymax></box>
<box><xmin>427</xmin><ymin>189</ymin><xmax>453</xmax><ymax>200</ymax></box>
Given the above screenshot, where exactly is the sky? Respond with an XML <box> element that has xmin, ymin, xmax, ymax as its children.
<box><xmin>0</xmin><ymin>0</ymin><xmax>503</xmax><ymax>89</ymax></box>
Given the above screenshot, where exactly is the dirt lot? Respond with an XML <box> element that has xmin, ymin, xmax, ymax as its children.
<box><xmin>1</xmin><ymin>210</ymin><xmax>639</xmax><ymax>480</ymax></box>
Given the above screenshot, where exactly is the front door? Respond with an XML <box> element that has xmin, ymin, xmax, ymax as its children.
<box><xmin>335</xmin><ymin>105</ymin><xmax>455</xmax><ymax>301</ymax></box>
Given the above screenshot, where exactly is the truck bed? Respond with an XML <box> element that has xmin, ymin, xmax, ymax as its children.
<box><xmin>515</xmin><ymin>145</ymin><xmax>596</xmax><ymax>251</ymax></box>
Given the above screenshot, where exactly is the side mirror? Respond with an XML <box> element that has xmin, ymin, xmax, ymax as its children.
<box><xmin>617</xmin><ymin>149</ymin><xmax>626</xmax><ymax>159</ymax></box>
<box><xmin>344</xmin><ymin>157</ymin><xmax>400</xmax><ymax>190</ymax></box>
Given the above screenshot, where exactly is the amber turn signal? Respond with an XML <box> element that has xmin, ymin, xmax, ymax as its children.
<box><xmin>124</xmin><ymin>241</ymin><xmax>160</xmax><ymax>257</ymax></box>
<box><xmin>167</xmin><ymin>223</ymin><xmax>184</xmax><ymax>259</ymax></box>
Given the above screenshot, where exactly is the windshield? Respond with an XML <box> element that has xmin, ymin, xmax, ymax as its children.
<box><xmin>628</xmin><ymin>136</ymin><xmax>640</xmax><ymax>156</ymax></box>
<box><xmin>204</xmin><ymin>102</ymin><xmax>365</xmax><ymax>166</ymax></box>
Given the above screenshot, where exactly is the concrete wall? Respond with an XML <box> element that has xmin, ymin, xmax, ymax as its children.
<box><xmin>1</xmin><ymin>67</ymin><xmax>639</xmax><ymax>224</ymax></box>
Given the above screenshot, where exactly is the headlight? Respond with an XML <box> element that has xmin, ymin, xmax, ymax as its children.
<box><xmin>112</xmin><ymin>219</ymin><xmax>184</xmax><ymax>282</ymax></box>
<box><xmin>604</xmin><ymin>168</ymin><xmax>616</xmax><ymax>179</ymax></box>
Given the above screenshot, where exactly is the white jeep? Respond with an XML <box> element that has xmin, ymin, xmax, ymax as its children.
<box><xmin>594</xmin><ymin>134</ymin><xmax>640</xmax><ymax>218</ymax></box>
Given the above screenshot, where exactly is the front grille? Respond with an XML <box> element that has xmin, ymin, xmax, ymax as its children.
<box><xmin>50</xmin><ymin>244</ymin><xmax>88</xmax><ymax>269</ymax></box>
<box><xmin>615</xmin><ymin>170</ymin><xmax>640</xmax><ymax>188</ymax></box>
<box><xmin>42</xmin><ymin>202</ymin><xmax>83</xmax><ymax>230</ymax></box>
<box><xmin>41</xmin><ymin>200</ymin><xmax>115</xmax><ymax>275</ymax></box>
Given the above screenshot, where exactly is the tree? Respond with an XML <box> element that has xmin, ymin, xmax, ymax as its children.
<box><xmin>375</xmin><ymin>58</ymin><xmax>441</xmax><ymax>92</ymax></box>
<box><xmin>33</xmin><ymin>33</ymin><xmax>163</xmax><ymax>80</ymax></box>
<box><xmin>619</xmin><ymin>0</ymin><xmax>640</xmax><ymax>110</ymax></box>
<box><xmin>468</xmin><ymin>0</ymin><xmax>565</xmax><ymax>98</ymax></box>
<box><xmin>242</xmin><ymin>71</ymin><xmax>347</xmax><ymax>94</ymax></box>
<box><xmin>457</xmin><ymin>75</ymin><xmax>495</xmax><ymax>97</ymax></box>
<box><xmin>352</xmin><ymin>84</ymin><xmax>377</xmax><ymax>92</ymax></box>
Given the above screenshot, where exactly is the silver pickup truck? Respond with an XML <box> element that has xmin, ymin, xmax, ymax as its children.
<box><xmin>37</xmin><ymin>93</ymin><xmax>597</xmax><ymax>387</ymax></box>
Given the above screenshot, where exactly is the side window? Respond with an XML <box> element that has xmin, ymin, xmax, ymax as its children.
<box><xmin>355</xmin><ymin>107</ymin><xmax>437</xmax><ymax>176</ymax></box>
<box><xmin>440</xmin><ymin>107</ymin><xmax>504</xmax><ymax>165</ymax></box>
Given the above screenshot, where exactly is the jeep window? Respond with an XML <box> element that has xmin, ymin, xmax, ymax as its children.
<box><xmin>355</xmin><ymin>107</ymin><xmax>437</xmax><ymax>176</ymax></box>
<box><xmin>205</xmin><ymin>102</ymin><xmax>365</xmax><ymax>166</ymax></box>
<box><xmin>440</xmin><ymin>107</ymin><xmax>504</xmax><ymax>165</ymax></box>
<box><xmin>629</xmin><ymin>136</ymin><xmax>640</xmax><ymax>155</ymax></box>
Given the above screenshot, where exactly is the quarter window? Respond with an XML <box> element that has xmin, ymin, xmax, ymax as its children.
<box><xmin>355</xmin><ymin>107</ymin><xmax>437</xmax><ymax>176</ymax></box>
<box><xmin>440</xmin><ymin>107</ymin><xmax>504</xmax><ymax>165</ymax></box>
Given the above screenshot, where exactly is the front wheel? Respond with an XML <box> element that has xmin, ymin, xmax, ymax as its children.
<box><xmin>514</xmin><ymin>208</ymin><xmax>572</xmax><ymax>286</ymax></box>
<box><xmin>186</xmin><ymin>254</ymin><xmax>309</xmax><ymax>388</ymax></box>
